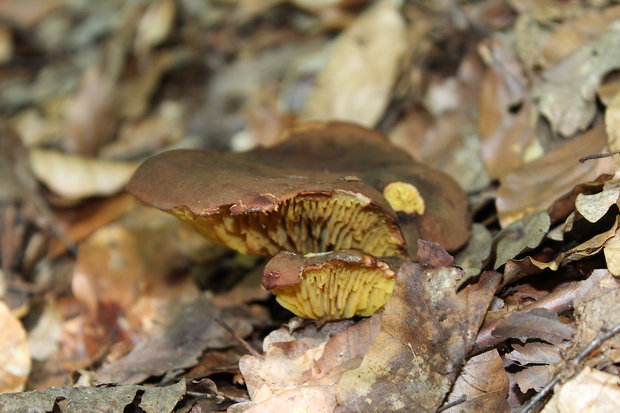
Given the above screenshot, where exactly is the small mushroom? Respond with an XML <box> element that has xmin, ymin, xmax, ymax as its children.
<box><xmin>263</xmin><ymin>249</ymin><xmax>401</xmax><ymax>320</ymax></box>
<box><xmin>127</xmin><ymin>121</ymin><xmax>469</xmax><ymax>259</ymax></box>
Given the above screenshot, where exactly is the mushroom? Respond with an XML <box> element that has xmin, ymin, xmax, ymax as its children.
<box><xmin>127</xmin><ymin>121</ymin><xmax>469</xmax><ymax>259</ymax></box>
<box><xmin>263</xmin><ymin>249</ymin><xmax>400</xmax><ymax>320</ymax></box>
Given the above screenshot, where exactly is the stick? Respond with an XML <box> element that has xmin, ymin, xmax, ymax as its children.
<box><xmin>519</xmin><ymin>323</ymin><xmax>620</xmax><ymax>413</ymax></box>
<box><xmin>214</xmin><ymin>317</ymin><xmax>263</xmax><ymax>359</ymax></box>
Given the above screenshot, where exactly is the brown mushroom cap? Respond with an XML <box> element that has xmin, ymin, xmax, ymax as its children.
<box><xmin>127</xmin><ymin>121</ymin><xmax>470</xmax><ymax>258</ymax></box>
<box><xmin>263</xmin><ymin>249</ymin><xmax>401</xmax><ymax>320</ymax></box>
<box><xmin>127</xmin><ymin>147</ymin><xmax>407</xmax><ymax>257</ymax></box>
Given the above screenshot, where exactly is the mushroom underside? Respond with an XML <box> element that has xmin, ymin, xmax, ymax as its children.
<box><xmin>171</xmin><ymin>194</ymin><xmax>406</xmax><ymax>257</ymax></box>
<box><xmin>271</xmin><ymin>260</ymin><xmax>396</xmax><ymax>320</ymax></box>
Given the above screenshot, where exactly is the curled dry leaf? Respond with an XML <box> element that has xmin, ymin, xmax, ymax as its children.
<box><xmin>0</xmin><ymin>301</ymin><xmax>30</xmax><ymax>393</ymax></box>
<box><xmin>302</xmin><ymin>0</ymin><xmax>406</xmax><ymax>127</ymax></box>
<box><xmin>541</xmin><ymin>367</ymin><xmax>620</xmax><ymax>413</ymax></box>
<box><xmin>514</xmin><ymin>364</ymin><xmax>556</xmax><ymax>393</ymax></box>
<box><xmin>575</xmin><ymin>178</ymin><xmax>620</xmax><ymax>223</ymax></box>
<box><xmin>336</xmin><ymin>264</ymin><xmax>500</xmax><ymax>412</ymax></box>
<box><xmin>442</xmin><ymin>350</ymin><xmax>509</xmax><ymax>413</ymax></box>
<box><xmin>506</xmin><ymin>342</ymin><xmax>564</xmax><ymax>366</ymax></box>
<box><xmin>29</xmin><ymin>148</ymin><xmax>138</xmax><ymax>200</ymax></box>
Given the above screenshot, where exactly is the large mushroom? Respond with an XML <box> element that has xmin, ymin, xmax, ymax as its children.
<box><xmin>127</xmin><ymin>121</ymin><xmax>469</xmax><ymax>259</ymax></box>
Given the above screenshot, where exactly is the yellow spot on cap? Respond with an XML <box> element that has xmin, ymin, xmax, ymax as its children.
<box><xmin>383</xmin><ymin>182</ymin><xmax>425</xmax><ymax>215</ymax></box>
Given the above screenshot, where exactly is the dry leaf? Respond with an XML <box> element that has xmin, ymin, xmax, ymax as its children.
<box><xmin>496</xmin><ymin>124</ymin><xmax>616</xmax><ymax>226</ymax></box>
<box><xmin>239</xmin><ymin>316</ymin><xmax>381</xmax><ymax>411</ymax></box>
<box><xmin>0</xmin><ymin>380</ymin><xmax>185</xmax><ymax>413</ymax></box>
<box><xmin>454</xmin><ymin>223</ymin><xmax>493</xmax><ymax>280</ymax></box>
<box><xmin>541</xmin><ymin>367</ymin><xmax>620</xmax><ymax>413</ymax></box>
<box><xmin>336</xmin><ymin>264</ymin><xmax>500</xmax><ymax>412</ymax></box>
<box><xmin>95</xmin><ymin>297</ymin><xmax>249</xmax><ymax>384</ymax></box>
<box><xmin>506</xmin><ymin>342</ymin><xmax>563</xmax><ymax>366</ymax></box>
<box><xmin>302</xmin><ymin>0</ymin><xmax>406</xmax><ymax>127</ymax></box>
<box><xmin>134</xmin><ymin>0</ymin><xmax>176</xmax><ymax>53</ymax></box>
<box><xmin>443</xmin><ymin>350</ymin><xmax>509</xmax><ymax>413</ymax></box>
<box><xmin>575</xmin><ymin>179</ymin><xmax>620</xmax><ymax>223</ymax></box>
<box><xmin>29</xmin><ymin>148</ymin><xmax>138</xmax><ymax>200</ymax></box>
<box><xmin>491</xmin><ymin>308</ymin><xmax>574</xmax><ymax>345</ymax></box>
<box><xmin>494</xmin><ymin>211</ymin><xmax>550</xmax><ymax>269</ymax></box>
<box><xmin>0</xmin><ymin>300</ymin><xmax>30</xmax><ymax>393</ymax></box>
<box><xmin>64</xmin><ymin>65</ymin><xmax>118</xmax><ymax>155</ymax></box>
<box><xmin>535</xmin><ymin>22</ymin><xmax>620</xmax><ymax>137</ymax></box>
<box><xmin>513</xmin><ymin>364</ymin><xmax>555</xmax><ymax>393</ymax></box>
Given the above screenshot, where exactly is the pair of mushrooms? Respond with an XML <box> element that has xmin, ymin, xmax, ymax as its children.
<box><xmin>127</xmin><ymin>122</ymin><xmax>470</xmax><ymax>320</ymax></box>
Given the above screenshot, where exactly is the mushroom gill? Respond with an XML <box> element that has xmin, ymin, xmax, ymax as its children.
<box><xmin>263</xmin><ymin>250</ymin><xmax>399</xmax><ymax>320</ymax></box>
<box><xmin>172</xmin><ymin>194</ymin><xmax>405</xmax><ymax>257</ymax></box>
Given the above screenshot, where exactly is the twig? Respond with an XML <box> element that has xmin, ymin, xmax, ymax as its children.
<box><xmin>472</xmin><ymin>282</ymin><xmax>580</xmax><ymax>355</ymax></box>
<box><xmin>214</xmin><ymin>317</ymin><xmax>263</xmax><ymax>359</ymax></box>
<box><xmin>519</xmin><ymin>323</ymin><xmax>620</xmax><ymax>413</ymax></box>
<box><xmin>579</xmin><ymin>151</ymin><xmax>620</xmax><ymax>163</ymax></box>
<box><xmin>436</xmin><ymin>395</ymin><xmax>467</xmax><ymax>412</ymax></box>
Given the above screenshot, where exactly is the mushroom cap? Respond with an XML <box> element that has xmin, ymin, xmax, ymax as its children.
<box><xmin>263</xmin><ymin>249</ymin><xmax>401</xmax><ymax>320</ymax></box>
<box><xmin>127</xmin><ymin>121</ymin><xmax>470</xmax><ymax>258</ymax></box>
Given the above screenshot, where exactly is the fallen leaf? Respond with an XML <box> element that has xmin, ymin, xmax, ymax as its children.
<box><xmin>494</xmin><ymin>211</ymin><xmax>550</xmax><ymax>269</ymax></box>
<box><xmin>454</xmin><ymin>223</ymin><xmax>493</xmax><ymax>281</ymax></box>
<box><xmin>506</xmin><ymin>342</ymin><xmax>564</xmax><ymax>366</ymax></box>
<box><xmin>0</xmin><ymin>380</ymin><xmax>185</xmax><ymax>413</ymax></box>
<box><xmin>134</xmin><ymin>0</ymin><xmax>176</xmax><ymax>53</ymax></box>
<box><xmin>541</xmin><ymin>367</ymin><xmax>620</xmax><ymax>413</ymax></box>
<box><xmin>238</xmin><ymin>316</ymin><xmax>381</xmax><ymax>411</ymax></box>
<box><xmin>0</xmin><ymin>301</ymin><xmax>30</xmax><ymax>393</ymax></box>
<box><xmin>496</xmin><ymin>124</ymin><xmax>616</xmax><ymax>226</ymax></box>
<box><xmin>302</xmin><ymin>0</ymin><xmax>406</xmax><ymax>126</ymax></box>
<box><xmin>513</xmin><ymin>364</ymin><xmax>555</xmax><ymax>393</ymax></box>
<box><xmin>575</xmin><ymin>179</ymin><xmax>620</xmax><ymax>223</ymax></box>
<box><xmin>566</xmin><ymin>269</ymin><xmax>620</xmax><ymax>363</ymax></box>
<box><xmin>534</xmin><ymin>22</ymin><xmax>620</xmax><ymax>137</ymax></box>
<box><xmin>491</xmin><ymin>307</ymin><xmax>574</xmax><ymax>345</ymax></box>
<box><xmin>29</xmin><ymin>148</ymin><xmax>138</xmax><ymax>200</ymax></box>
<box><xmin>95</xmin><ymin>296</ymin><xmax>248</xmax><ymax>384</ymax></box>
<box><xmin>336</xmin><ymin>265</ymin><xmax>500</xmax><ymax>412</ymax></box>
<box><xmin>443</xmin><ymin>349</ymin><xmax>509</xmax><ymax>413</ymax></box>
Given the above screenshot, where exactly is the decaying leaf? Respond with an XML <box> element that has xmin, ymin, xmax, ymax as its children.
<box><xmin>443</xmin><ymin>350</ymin><xmax>509</xmax><ymax>413</ymax></box>
<box><xmin>514</xmin><ymin>364</ymin><xmax>556</xmax><ymax>393</ymax></box>
<box><xmin>455</xmin><ymin>223</ymin><xmax>493</xmax><ymax>281</ymax></box>
<box><xmin>0</xmin><ymin>380</ymin><xmax>185</xmax><ymax>413</ymax></box>
<box><xmin>541</xmin><ymin>367</ymin><xmax>620</xmax><ymax>413</ymax></box>
<box><xmin>575</xmin><ymin>178</ymin><xmax>620</xmax><ymax>223</ymax></box>
<box><xmin>302</xmin><ymin>0</ymin><xmax>406</xmax><ymax>126</ymax></box>
<box><xmin>336</xmin><ymin>264</ymin><xmax>500</xmax><ymax>412</ymax></box>
<box><xmin>605</xmin><ymin>91</ymin><xmax>620</xmax><ymax>161</ymax></box>
<box><xmin>0</xmin><ymin>301</ymin><xmax>30</xmax><ymax>393</ymax></box>
<box><xmin>29</xmin><ymin>148</ymin><xmax>138</xmax><ymax>200</ymax></box>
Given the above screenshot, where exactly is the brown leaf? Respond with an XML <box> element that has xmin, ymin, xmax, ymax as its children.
<box><xmin>443</xmin><ymin>349</ymin><xmax>509</xmax><ymax>413</ymax></box>
<box><xmin>513</xmin><ymin>364</ymin><xmax>555</xmax><ymax>393</ymax></box>
<box><xmin>302</xmin><ymin>0</ymin><xmax>406</xmax><ymax>127</ymax></box>
<box><xmin>493</xmin><ymin>211</ymin><xmax>550</xmax><ymax>269</ymax></box>
<box><xmin>491</xmin><ymin>307</ymin><xmax>574</xmax><ymax>345</ymax></box>
<box><xmin>535</xmin><ymin>23</ymin><xmax>620</xmax><ymax>137</ymax></box>
<box><xmin>95</xmin><ymin>297</ymin><xmax>248</xmax><ymax>384</ymax></box>
<box><xmin>496</xmin><ymin>124</ymin><xmax>616</xmax><ymax>226</ymax></box>
<box><xmin>506</xmin><ymin>342</ymin><xmax>563</xmax><ymax>366</ymax></box>
<box><xmin>238</xmin><ymin>316</ymin><xmax>380</xmax><ymax>410</ymax></box>
<box><xmin>336</xmin><ymin>265</ymin><xmax>500</xmax><ymax>412</ymax></box>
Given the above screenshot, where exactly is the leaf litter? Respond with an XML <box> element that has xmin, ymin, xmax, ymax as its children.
<box><xmin>3</xmin><ymin>1</ymin><xmax>620</xmax><ymax>412</ymax></box>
